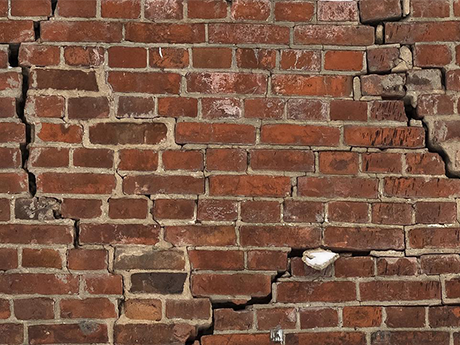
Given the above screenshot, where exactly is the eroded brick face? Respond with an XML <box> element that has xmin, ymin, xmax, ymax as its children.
<box><xmin>1</xmin><ymin>0</ymin><xmax>460</xmax><ymax>344</ymax></box>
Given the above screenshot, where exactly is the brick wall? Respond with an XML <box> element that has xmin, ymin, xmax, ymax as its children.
<box><xmin>1</xmin><ymin>0</ymin><xmax>460</xmax><ymax>344</ymax></box>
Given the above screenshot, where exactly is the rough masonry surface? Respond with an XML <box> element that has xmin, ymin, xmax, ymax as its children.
<box><xmin>1</xmin><ymin>0</ymin><xmax>460</xmax><ymax>344</ymax></box>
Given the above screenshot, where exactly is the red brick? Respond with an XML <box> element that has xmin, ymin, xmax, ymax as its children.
<box><xmin>206</xmin><ymin>148</ymin><xmax>247</xmax><ymax>172</ymax></box>
<box><xmin>177</xmin><ymin>122</ymin><xmax>255</xmax><ymax>144</ymax></box>
<box><xmin>114</xmin><ymin>324</ymin><xmax>194</xmax><ymax>345</ymax></box>
<box><xmin>60</xmin><ymin>298</ymin><xmax>116</xmax><ymax>319</ymax></box>
<box><xmin>241</xmin><ymin>201</ymin><xmax>280</xmax><ymax>223</ymax></box>
<box><xmin>324</xmin><ymin>50</ymin><xmax>364</xmax><ymax>71</ymax></box>
<box><xmin>57</xmin><ymin>0</ymin><xmax>96</xmax><ymax>17</ymax></box>
<box><xmin>274</xmin><ymin>1</ymin><xmax>315</xmax><ymax>22</ymax></box>
<box><xmin>240</xmin><ymin>225</ymin><xmax>320</xmax><ymax>248</ymax></box>
<box><xmin>330</xmin><ymin>100</ymin><xmax>368</xmax><ymax>121</ymax></box>
<box><xmin>251</xmin><ymin>149</ymin><xmax>314</xmax><ymax>172</ymax></box>
<box><xmin>343</xmin><ymin>306</ymin><xmax>382</xmax><ymax>327</ymax></box>
<box><xmin>153</xmin><ymin>199</ymin><xmax>195</xmax><ymax>220</ymax></box>
<box><xmin>197</xmin><ymin>199</ymin><xmax>238</xmax><ymax>221</ymax></box>
<box><xmin>384</xmin><ymin>177</ymin><xmax>460</xmax><ymax>198</ymax></box>
<box><xmin>209</xmin><ymin>24</ymin><xmax>290</xmax><ymax>44</ymax></box>
<box><xmin>22</xmin><ymin>248</ymin><xmax>61</xmax><ymax>268</ymax></box>
<box><xmin>210</xmin><ymin>175</ymin><xmax>290</xmax><ymax>197</ymax></box>
<box><xmin>409</xmin><ymin>228</ymin><xmax>460</xmax><ymax>250</ymax></box>
<box><xmin>124</xmin><ymin>299</ymin><xmax>162</xmax><ymax>321</ymax></box>
<box><xmin>165</xmin><ymin>225</ymin><xmax>236</xmax><ymax>246</ymax></box>
<box><xmin>187</xmin><ymin>72</ymin><xmax>267</xmax><ymax>94</ymax></box>
<box><xmin>108</xmin><ymin>72</ymin><xmax>180</xmax><ymax>94</ymax></box>
<box><xmin>272</xmin><ymin>74</ymin><xmax>352</xmax><ymax>96</ymax></box>
<box><xmin>362</xmin><ymin>153</ymin><xmax>402</xmax><ymax>173</ymax></box>
<box><xmin>202</xmin><ymin>98</ymin><xmax>242</xmax><ymax>119</ymax></box>
<box><xmin>405</xmin><ymin>152</ymin><xmax>445</xmax><ymax>175</ymax></box>
<box><xmin>61</xmin><ymin>199</ymin><xmax>102</xmax><ymax>219</ymax></box>
<box><xmin>83</xmin><ymin>274</ymin><xmax>123</xmax><ymax>295</ymax></box>
<box><xmin>418</xmin><ymin>94</ymin><xmax>455</xmax><ymax>116</ymax></box>
<box><xmin>108</xmin><ymin>46</ymin><xmax>146</xmax><ymax>68</ymax></box>
<box><xmin>0</xmin><ymin>224</ymin><xmax>73</xmax><ymax>245</ymax></box>
<box><xmin>80</xmin><ymin>224</ymin><xmax>160</xmax><ymax>245</ymax></box>
<box><xmin>123</xmin><ymin>175</ymin><xmax>204</xmax><ymax>195</ymax></box>
<box><xmin>118</xmin><ymin>149</ymin><xmax>158</xmax><ymax>171</ymax></box>
<box><xmin>261</xmin><ymin>124</ymin><xmax>340</xmax><ymax>146</ymax></box>
<box><xmin>344</xmin><ymin>126</ymin><xmax>425</xmax><ymax>148</ymax></box>
<box><xmin>283</xmin><ymin>200</ymin><xmax>324</xmax><ymax>223</ymax></box>
<box><xmin>26</xmin><ymin>95</ymin><xmax>65</xmax><ymax>118</ymax></box>
<box><xmin>377</xmin><ymin>257</ymin><xmax>418</xmax><ymax>276</ymax></box>
<box><xmin>0</xmin><ymin>324</ymin><xmax>23</xmax><ymax>344</ymax></box>
<box><xmin>89</xmin><ymin>122</ymin><xmax>167</xmax><ymax>145</ymax></box>
<box><xmin>64</xmin><ymin>46</ymin><xmax>104</xmax><ymax>66</ymax></box>
<box><xmin>0</xmin><ymin>123</ymin><xmax>25</xmax><ymax>143</ymax></box>
<box><xmin>244</xmin><ymin>98</ymin><xmax>284</xmax><ymax>119</ymax></box>
<box><xmin>372</xmin><ymin>202</ymin><xmax>412</xmax><ymax>225</ymax></box>
<box><xmin>300</xmin><ymin>308</ymin><xmax>338</xmax><ymax>329</ymax></box>
<box><xmin>189</xmin><ymin>250</ymin><xmax>244</xmax><ymax>271</ymax></box>
<box><xmin>158</xmin><ymin>97</ymin><xmax>197</xmax><ymax>117</ymax></box>
<box><xmin>125</xmin><ymin>22</ymin><xmax>205</xmax><ymax>43</ymax></box>
<box><xmin>335</xmin><ymin>257</ymin><xmax>375</xmax><ymax>278</ymax></box>
<box><xmin>360</xmin><ymin>0</ymin><xmax>401</xmax><ymax>22</ymax></box>
<box><xmin>73</xmin><ymin>148</ymin><xmax>113</xmax><ymax>168</ymax></box>
<box><xmin>37</xmin><ymin>173</ymin><xmax>115</xmax><ymax>194</ymax></box>
<box><xmin>14</xmin><ymin>298</ymin><xmax>54</xmax><ymax>320</ymax></box>
<box><xmin>101</xmin><ymin>0</ymin><xmax>140</xmax><ymax>18</ymax></box>
<box><xmin>192</xmin><ymin>48</ymin><xmax>232</xmax><ymax>69</ymax></box>
<box><xmin>277</xmin><ymin>281</ymin><xmax>356</xmax><ymax>303</ymax></box>
<box><xmin>29</xmin><ymin>324</ymin><xmax>108</xmax><ymax>344</ymax></box>
<box><xmin>367</xmin><ymin>46</ymin><xmax>400</xmax><ymax>73</ymax></box>
<box><xmin>0</xmin><ymin>72</ymin><xmax>21</xmax><ymax>93</ymax></box>
<box><xmin>257</xmin><ymin>307</ymin><xmax>296</xmax><ymax>330</ymax></box>
<box><xmin>145</xmin><ymin>0</ymin><xmax>182</xmax><ymax>20</ymax></box>
<box><xmin>236</xmin><ymin>48</ymin><xmax>276</xmax><ymax>69</ymax></box>
<box><xmin>163</xmin><ymin>150</ymin><xmax>203</xmax><ymax>171</ymax></box>
<box><xmin>294</xmin><ymin>25</ymin><xmax>374</xmax><ymax>45</ymax></box>
<box><xmin>31</xmin><ymin>68</ymin><xmax>98</xmax><ymax>91</ymax></box>
<box><xmin>192</xmin><ymin>273</ymin><xmax>271</xmax><ymax>298</ymax></box>
<box><xmin>166</xmin><ymin>299</ymin><xmax>211</xmax><ymax>320</ymax></box>
<box><xmin>298</xmin><ymin>176</ymin><xmax>378</xmax><ymax>198</ymax></box>
<box><xmin>372</xmin><ymin>331</ymin><xmax>449</xmax><ymax>345</ymax></box>
<box><xmin>386</xmin><ymin>307</ymin><xmax>426</xmax><ymax>328</ymax></box>
<box><xmin>324</xmin><ymin>226</ymin><xmax>404</xmax><ymax>251</ymax></box>
<box><xmin>109</xmin><ymin>198</ymin><xmax>148</xmax><ymax>219</ymax></box>
<box><xmin>68</xmin><ymin>249</ymin><xmax>107</xmax><ymax>270</ymax></box>
<box><xmin>415</xmin><ymin>44</ymin><xmax>452</xmax><ymax>67</ymax></box>
<box><xmin>0</xmin><ymin>199</ymin><xmax>10</xmax><ymax>221</ymax></box>
<box><xmin>41</xmin><ymin>21</ymin><xmax>122</xmax><ymax>42</ymax></box>
<box><xmin>0</xmin><ymin>248</ymin><xmax>17</xmax><ymax>270</ymax></box>
<box><xmin>0</xmin><ymin>273</ymin><xmax>78</xmax><ymax>295</ymax></box>
<box><xmin>18</xmin><ymin>44</ymin><xmax>59</xmax><ymax>66</ymax></box>
<box><xmin>370</xmin><ymin>100</ymin><xmax>406</xmax><ymax>122</ymax></box>
<box><xmin>0</xmin><ymin>97</ymin><xmax>16</xmax><ymax>118</ymax></box>
<box><xmin>287</xmin><ymin>99</ymin><xmax>329</xmax><ymax>120</ymax></box>
<box><xmin>188</xmin><ymin>0</ymin><xmax>227</xmax><ymax>19</ymax></box>
<box><xmin>0</xmin><ymin>21</ymin><xmax>34</xmax><ymax>43</ymax></box>
<box><xmin>214</xmin><ymin>309</ymin><xmax>254</xmax><ymax>331</ymax></box>
<box><xmin>0</xmin><ymin>172</ymin><xmax>28</xmax><ymax>194</ymax></box>
<box><xmin>421</xmin><ymin>255</ymin><xmax>460</xmax><ymax>274</ymax></box>
<box><xmin>415</xmin><ymin>202</ymin><xmax>457</xmax><ymax>224</ymax></box>
<box><xmin>386</xmin><ymin>21</ymin><xmax>460</xmax><ymax>44</ymax></box>
<box><xmin>360</xmin><ymin>280</ymin><xmax>440</xmax><ymax>301</ymax></box>
<box><xmin>280</xmin><ymin>50</ymin><xmax>321</xmax><ymax>71</ymax></box>
<box><xmin>11</xmin><ymin>0</ymin><xmax>51</xmax><ymax>16</ymax></box>
<box><xmin>231</xmin><ymin>0</ymin><xmax>270</xmax><ymax>20</ymax></box>
<box><xmin>247</xmin><ymin>250</ymin><xmax>288</xmax><ymax>271</ymax></box>
<box><xmin>328</xmin><ymin>201</ymin><xmax>369</xmax><ymax>223</ymax></box>
<box><xmin>150</xmin><ymin>47</ymin><xmax>189</xmax><ymax>68</ymax></box>
<box><xmin>0</xmin><ymin>147</ymin><xmax>21</xmax><ymax>169</ymax></box>
<box><xmin>412</xmin><ymin>0</ymin><xmax>449</xmax><ymax>17</ymax></box>
<box><xmin>319</xmin><ymin>151</ymin><xmax>359</xmax><ymax>175</ymax></box>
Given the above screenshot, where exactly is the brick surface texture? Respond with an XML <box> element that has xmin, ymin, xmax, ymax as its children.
<box><xmin>1</xmin><ymin>0</ymin><xmax>460</xmax><ymax>344</ymax></box>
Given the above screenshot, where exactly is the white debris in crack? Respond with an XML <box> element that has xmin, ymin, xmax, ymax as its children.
<box><xmin>301</xmin><ymin>249</ymin><xmax>339</xmax><ymax>271</ymax></box>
